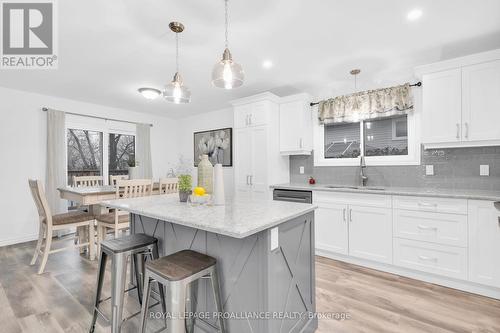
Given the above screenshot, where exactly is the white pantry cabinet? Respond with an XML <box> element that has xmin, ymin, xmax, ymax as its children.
<box><xmin>279</xmin><ymin>93</ymin><xmax>312</xmax><ymax>155</ymax></box>
<box><xmin>232</xmin><ymin>93</ymin><xmax>289</xmax><ymax>199</ymax></box>
<box><xmin>417</xmin><ymin>49</ymin><xmax>500</xmax><ymax>148</ymax></box>
<box><xmin>468</xmin><ymin>200</ymin><xmax>500</xmax><ymax>288</ymax></box>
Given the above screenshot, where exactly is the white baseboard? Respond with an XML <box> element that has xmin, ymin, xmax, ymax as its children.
<box><xmin>316</xmin><ymin>248</ymin><xmax>500</xmax><ymax>300</ymax></box>
<box><xmin>0</xmin><ymin>233</ymin><xmax>39</xmax><ymax>247</ymax></box>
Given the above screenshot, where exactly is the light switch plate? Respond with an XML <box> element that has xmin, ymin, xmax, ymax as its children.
<box><xmin>270</xmin><ymin>227</ymin><xmax>279</xmax><ymax>251</ymax></box>
<box><xmin>480</xmin><ymin>164</ymin><xmax>490</xmax><ymax>176</ymax></box>
<box><xmin>425</xmin><ymin>165</ymin><xmax>434</xmax><ymax>176</ymax></box>
<box><xmin>299</xmin><ymin>166</ymin><xmax>305</xmax><ymax>174</ymax></box>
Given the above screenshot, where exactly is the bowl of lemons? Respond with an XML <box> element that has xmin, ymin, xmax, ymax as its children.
<box><xmin>188</xmin><ymin>187</ymin><xmax>211</xmax><ymax>205</ymax></box>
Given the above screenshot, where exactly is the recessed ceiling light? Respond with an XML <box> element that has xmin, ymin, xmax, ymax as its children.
<box><xmin>138</xmin><ymin>87</ymin><xmax>161</xmax><ymax>100</ymax></box>
<box><xmin>262</xmin><ymin>60</ymin><xmax>274</xmax><ymax>69</ymax></box>
<box><xmin>407</xmin><ymin>9</ymin><xmax>423</xmax><ymax>21</ymax></box>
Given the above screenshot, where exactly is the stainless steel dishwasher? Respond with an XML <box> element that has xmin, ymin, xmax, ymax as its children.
<box><xmin>273</xmin><ymin>189</ymin><xmax>312</xmax><ymax>204</ymax></box>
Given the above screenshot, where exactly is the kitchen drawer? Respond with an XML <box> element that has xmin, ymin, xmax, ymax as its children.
<box><xmin>394</xmin><ymin>210</ymin><xmax>467</xmax><ymax>247</ymax></box>
<box><xmin>394</xmin><ymin>238</ymin><xmax>467</xmax><ymax>280</ymax></box>
<box><xmin>393</xmin><ymin>196</ymin><xmax>467</xmax><ymax>215</ymax></box>
<box><xmin>314</xmin><ymin>191</ymin><xmax>391</xmax><ymax>208</ymax></box>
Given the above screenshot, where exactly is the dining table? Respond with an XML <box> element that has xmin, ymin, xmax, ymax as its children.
<box><xmin>57</xmin><ymin>184</ymin><xmax>162</xmax><ymax>260</ymax></box>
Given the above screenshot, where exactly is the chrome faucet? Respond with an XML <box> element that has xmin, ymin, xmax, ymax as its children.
<box><xmin>360</xmin><ymin>156</ymin><xmax>368</xmax><ymax>187</ymax></box>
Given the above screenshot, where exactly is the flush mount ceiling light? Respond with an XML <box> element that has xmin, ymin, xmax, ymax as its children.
<box><xmin>138</xmin><ymin>87</ymin><xmax>161</xmax><ymax>100</ymax></box>
<box><xmin>407</xmin><ymin>8</ymin><xmax>423</xmax><ymax>21</ymax></box>
<box><xmin>212</xmin><ymin>0</ymin><xmax>244</xmax><ymax>89</ymax></box>
<box><xmin>262</xmin><ymin>60</ymin><xmax>274</xmax><ymax>69</ymax></box>
<box><xmin>164</xmin><ymin>22</ymin><xmax>191</xmax><ymax>104</ymax></box>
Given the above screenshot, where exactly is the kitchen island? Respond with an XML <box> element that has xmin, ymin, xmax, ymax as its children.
<box><xmin>101</xmin><ymin>194</ymin><xmax>318</xmax><ymax>333</ymax></box>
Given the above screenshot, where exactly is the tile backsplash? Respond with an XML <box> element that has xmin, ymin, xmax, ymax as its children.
<box><xmin>289</xmin><ymin>147</ymin><xmax>500</xmax><ymax>190</ymax></box>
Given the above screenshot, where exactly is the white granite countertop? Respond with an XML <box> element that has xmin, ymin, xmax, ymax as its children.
<box><xmin>271</xmin><ymin>183</ymin><xmax>500</xmax><ymax>201</ymax></box>
<box><xmin>101</xmin><ymin>194</ymin><xmax>317</xmax><ymax>239</ymax></box>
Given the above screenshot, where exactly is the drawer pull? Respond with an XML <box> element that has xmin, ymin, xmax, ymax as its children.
<box><xmin>417</xmin><ymin>202</ymin><xmax>437</xmax><ymax>208</ymax></box>
<box><xmin>342</xmin><ymin>208</ymin><xmax>346</xmax><ymax>222</ymax></box>
<box><xmin>418</xmin><ymin>255</ymin><xmax>437</xmax><ymax>262</ymax></box>
<box><xmin>417</xmin><ymin>225</ymin><xmax>438</xmax><ymax>231</ymax></box>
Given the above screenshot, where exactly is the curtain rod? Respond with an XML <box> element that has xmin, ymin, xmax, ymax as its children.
<box><xmin>41</xmin><ymin>107</ymin><xmax>153</xmax><ymax>127</ymax></box>
<box><xmin>309</xmin><ymin>81</ymin><xmax>422</xmax><ymax>107</ymax></box>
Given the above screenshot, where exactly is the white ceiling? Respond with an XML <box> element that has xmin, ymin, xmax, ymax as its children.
<box><xmin>1</xmin><ymin>0</ymin><xmax>500</xmax><ymax>118</ymax></box>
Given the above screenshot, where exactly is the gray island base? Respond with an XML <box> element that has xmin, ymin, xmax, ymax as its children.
<box><xmin>102</xmin><ymin>195</ymin><xmax>318</xmax><ymax>333</ymax></box>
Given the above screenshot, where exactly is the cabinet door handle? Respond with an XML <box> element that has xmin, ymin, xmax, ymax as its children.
<box><xmin>342</xmin><ymin>208</ymin><xmax>346</xmax><ymax>222</ymax></box>
<box><xmin>299</xmin><ymin>138</ymin><xmax>303</xmax><ymax>149</ymax></box>
<box><xmin>249</xmin><ymin>114</ymin><xmax>253</xmax><ymax>125</ymax></box>
<box><xmin>246</xmin><ymin>175</ymin><xmax>250</xmax><ymax>185</ymax></box>
<box><xmin>418</xmin><ymin>202</ymin><xmax>437</xmax><ymax>208</ymax></box>
<box><xmin>464</xmin><ymin>122</ymin><xmax>469</xmax><ymax>139</ymax></box>
<box><xmin>249</xmin><ymin>175</ymin><xmax>253</xmax><ymax>185</ymax></box>
<box><xmin>349</xmin><ymin>209</ymin><xmax>352</xmax><ymax>222</ymax></box>
<box><xmin>417</xmin><ymin>225</ymin><xmax>438</xmax><ymax>231</ymax></box>
<box><xmin>418</xmin><ymin>255</ymin><xmax>438</xmax><ymax>262</ymax></box>
<box><xmin>456</xmin><ymin>123</ymin><xmax>460</xmax><ymax>139</ymax></box>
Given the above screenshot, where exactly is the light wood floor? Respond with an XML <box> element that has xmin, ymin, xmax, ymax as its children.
<box><xmin>1</xmin><ymin>240</ymin><xmax>499</xmax><ymax>333</ymax></box>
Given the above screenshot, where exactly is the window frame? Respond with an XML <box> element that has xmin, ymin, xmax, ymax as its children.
<box><xmin>65</xmin><ymin>115</ymin><xmax>136</xmax><ymax>185</ymax></box>
<box><xmin>313</xmin><ymin>104</ymin><xmax>421</xmax><ymax>167</ymax></box>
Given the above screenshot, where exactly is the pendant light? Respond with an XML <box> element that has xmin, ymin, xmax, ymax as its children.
<box><xmin>212</xmin><ymin>0</ymin><xmax>244</xmax><ymax>89</ymax></box>
<box><xmin>164</xmin><ymin>22</ymin><xmax>191</xmax><ymax>104</ymax></box>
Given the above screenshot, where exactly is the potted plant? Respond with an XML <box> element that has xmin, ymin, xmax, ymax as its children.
<box><xmin>127</xmin><ymin>159</ymin><xmax>139</xmax><ymax>179</ymax></box>
<box><xmin>178</xmin><ymin>174</ymin><xmax>192</xmax><ymax>202</ymax></box>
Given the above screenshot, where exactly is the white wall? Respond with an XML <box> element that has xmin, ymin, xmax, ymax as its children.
<box><xmin>176</xmin><ymin>107</ymin><xmax>234</xmax><ymax>197</ymax></box>
<box><xmin>0</xmin><ymin>86</ymin><xmax>178</xmax><ymax>246</ymax></box>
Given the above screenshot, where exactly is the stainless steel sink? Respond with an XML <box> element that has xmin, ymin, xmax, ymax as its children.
<box><xmin>325</xmin><ymin>185</ymin><xmax>385</xmax><ymax>191</ymax></box>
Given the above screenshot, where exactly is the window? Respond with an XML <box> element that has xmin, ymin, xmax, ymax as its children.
<box><xmin>364</xmin><ymin>115</ymin><xmax>408</xmax><ymax>156</ymax></box>
<box><xmin>315</xmin><ymin>110</ymin><xmax>419</xmax><ymax>166</ymax></box>
<box><xmin>67</xmin><ymin>129</ymin><xmax>103</xmax><ymax>185</ymax></box>
<box><xmin>324</xmin><ymin>122</ymin><xmax>361</xmax><ymax>158</ymax></box>
<box><xmin>108</xmin><ymin>133</ymin><xmax>135</xmax><ymax>177</ymax></box>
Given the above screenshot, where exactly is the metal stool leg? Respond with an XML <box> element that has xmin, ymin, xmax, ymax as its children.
<box><xmin>166</xmin><ymin>281</ymin><xmax>186</xmax><ymax>333</ymax></box>
<box><xmin>133</xmin><ymin>252</ymin><xmax>145</xmax><ymax>304</ymax></box>
<box><xmin>210</xmin><ymin>266</ymin><xmax>226</xmax><ymax>333</ymax></box>
<box><xmin>89</xmin><ymin>250</ymin><xmax>108</xmax><ymax>333</ymax></box>
<box><xmin>111</xmin><ymin>252</ymin><xmax>128</xmax><ymax>333</ymax></box>
<box><xmin>139</xmin><ymin>271</ymin><xmax>153</xmax><ymax>333</ymax></box>
<box><xmin>185</xmin><ymin>280</ymin><xmax>198</xmax><ymax>333</ymax></box>
<box><xmin>151</xmin><ymin>244</ymin><xmax>167</xmax><ymax>315</ymax></box>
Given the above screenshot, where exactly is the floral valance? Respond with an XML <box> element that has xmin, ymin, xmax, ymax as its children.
<box><xmin>318</xmin><ymin>83</ymin><xmax>414</xmax><ymax>124</ymax></box>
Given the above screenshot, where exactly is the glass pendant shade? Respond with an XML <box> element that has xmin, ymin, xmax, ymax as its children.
<box><xmin>164</xmin><ymin>72</ymin><xmax>191</xmax><ymax>104</ymax></box>
<box><xmin>212</xmin><ymin>48</ymin><xmax>244</xmax><ymax>89</ymax></box>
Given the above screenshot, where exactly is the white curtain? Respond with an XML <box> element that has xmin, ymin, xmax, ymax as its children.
<box><xmin>136</xmin><ymin>123</ymin><xmax>153</xmax><ymax>179</ymax></box>
<box><xmin>46</xmin><ymin>109</ymin><xmax>67</xmax><ymax>214</ymax></box>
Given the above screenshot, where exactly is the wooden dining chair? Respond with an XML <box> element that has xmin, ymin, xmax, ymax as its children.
<box><xmin>109</xmin><ymin>174</ymin><xmax>129</xmax><ymax>186</ymax></box>
<box><xmin>96</xmin><ymin>179</ymin><xmax>154</xmax><ymax>252</ymax></box>
<box><xmin>72</xmin><ymin>175</ymin><xmax>103</xmax><ymax>187</ymax></box>
<box><xmin>28</xmin><ymin>179</ymin><xmax>96</xmax><ymax>274</ymax></box>
<box><xmin>158</xmin><ymin>177</ymin><xmax>179</xmax><ymax>194</ymax></box>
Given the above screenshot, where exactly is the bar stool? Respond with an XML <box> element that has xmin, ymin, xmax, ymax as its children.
<box><xmin>89</xmin><ymin>233</ymin><xmax>166</xmax><ymax>333</ymax></box>
<box><xmin>139</xmin><ymin>250</ymin><xmax>226</xmax><ymax>333</ymax></box>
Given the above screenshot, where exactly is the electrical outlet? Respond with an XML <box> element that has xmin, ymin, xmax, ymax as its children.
<box><xmin>480</xmin><ymin>165</ymin><xmax>489</xmax><ymax>176</ymax></box>
<box><xmin>425</xmin><ymin>165</ymin><xmax>434</xmax><ymax>176</ymax></box>
<box><xmin>299</xmin><ymin>166</ymin><xmax>305</xmax><ymax>174</ymax></box>
<box><xmin>270</xmin><ymin>227</ymin><xmax>279</xmax><ymax>251</ymax></box>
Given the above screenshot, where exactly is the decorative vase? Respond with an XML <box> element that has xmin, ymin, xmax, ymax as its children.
<box><xmin>197</xmin><ymin>154</ymin><xmax>214</xmax><ymax>194</ymax></box>
<box><xmin>179</xmin><ymin>190</ymin><xmax>191</xmax><ymax>202</ymax></box>
<box><xmin>128</xmin><ymin>166</ymin><xmax>139</xmax><ymax>179</ymax></box>
<box><xmin>213</xmin><ymin>164</ymin><xmax>225</xmax><ymax>205</ymax></box>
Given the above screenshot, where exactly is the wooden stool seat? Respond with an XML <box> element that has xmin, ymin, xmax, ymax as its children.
<box><xmin>146</xmin><ymin>250</ymin><xmax>217</xmax><ymax>282</ymax></box>
<box><xmin>48</xmin><ymin>211</ymin><xmax>95</xmax><ymax>226</ymax></box>
<box><xmin>101</xmin><ymin>233</ymin><xmax>158</xmax><ymax>254</ymax></box>
<box><xmin>95</xmin><ymin>212</ymin><xmax>130</xmax><ymax>224</ymax></box>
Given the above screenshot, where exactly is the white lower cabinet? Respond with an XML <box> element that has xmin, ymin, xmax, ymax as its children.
<box><xmin>348</xmin><ymin>205</ymin><xmax>392</xmax><ymax>264</ymax></box>
<box><xmin>468</xmin><ymin>200</ymin><xmax>500</xmax><ymax>288</ymax></box>
<box><xmin>315</xmin><ymin>203</ymin><xmax>348</xmax><ymax>255</ymax></box>
<box><xmin>394</xmin><ymin>238</ymin><xmax>467</xmax><ymax>280</ymax></box>
<box><xmin>313</xmin><ymin>190</ymin><xmax>500</xmax><ymax>298</ymax></box>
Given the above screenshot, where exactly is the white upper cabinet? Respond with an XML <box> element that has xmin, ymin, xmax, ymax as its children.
<box><xmin>279</xmin><ymin>93</ymin><xmax>313</xmax><ymax>155</ymax></box>
<box><xmin>417</xmin><ymin>49</ymin><xmax>500</xmax><ymax>148</ymax></box>
<box><xmin>422</xmin><ymin>68</ymin><xmax>462</xmax><ymax>144</ymax></box>
<box><xmin>462</xmin><ymin>60</ymin><xmax>500</xmax><ymax>142</ymax></box>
